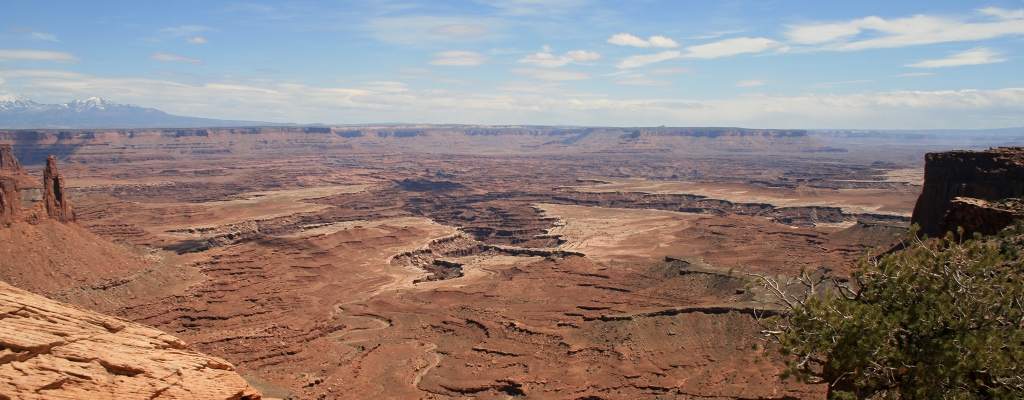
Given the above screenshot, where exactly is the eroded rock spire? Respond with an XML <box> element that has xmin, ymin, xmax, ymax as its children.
<box><xmin>0</xmin><ymin>144</ymin><xmax>22</xmax><ymax>173</ymax></box>
<box><xmin>43</xmin><ymin>155</ymin><xmax>75</xmax><ymax>223</ymax></box>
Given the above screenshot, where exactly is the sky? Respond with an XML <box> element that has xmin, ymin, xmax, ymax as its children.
<box><xmin>1</xmin><ymin>0</ymin><xmax>1023</xmax><ymax>129</ymax></box>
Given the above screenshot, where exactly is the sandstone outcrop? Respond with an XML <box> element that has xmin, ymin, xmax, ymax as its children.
<box><xmin>0</xmin><ymin>144</ymin><xmax>21</xmax><ymax>173</ymax></box>
<box><xmin>941</xmin><ymin>197</ymin><xmax>1024</xmax><ymax>237</ymax></box>
<box><xmin>911</xmin><ymin>147</ymin><xmax>1024</xmax><ymax>237</ymax></box>
<box><xmin>43</xmin><ymin>155</ymin><xmax>75</xmax><ymax>223</ymax></box>
<box><xmin>0</xmin><ymin>144</ymin><xmax>25</xmax><ymax>226</ymax></box>
<box><xmin>0</xmin><ymin>280</ymin><xmax>262</xmax><ymax>399</ymax></box>
<box><xmin>0</xmin><ymin>176</ymin><xmax>21</xmax><ymax>226</ymax></box>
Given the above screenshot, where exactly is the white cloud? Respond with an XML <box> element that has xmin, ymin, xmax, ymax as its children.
<box><xmin>785</xmin><ymin>8</ymin><xmax>1024</xmax><ymax>51</ymax></box>
<box><xmin>431</xmin><ymin>24</ymin><xmax>489</xmax><ymax>38</ymax></box>
<box><xmin>29</xmin><ymin>33</ymin><xmax>58</xmax><ymax>42</ymax></box>
<box><xmin>617</xmin><ymin>50</ymin><xmax>682</xmax><ymax>68</ymax></box>
<box><xmin>429</xmin><ymin>50</ymin><xmax>489</xmax><ymax>66</ymax></box>
<box><xmin>785</xmin><ymin>21</ymin><xmax>864</xmax><ymax>44</ymax></box>
<box><xmin>2</xmin><ymin>67</ymin><xmax>1022</xmax><ymax>128</ymax></box>
<box><xmin>0</xmin><ymin>49</ymin><xmax>80</xmax><ymax>62</ymax></box>
<box><xmin>978</xmin><ymin>7</ymin><xmax>1024</xmax><ymax>20</ymax></box>
<box><xmin>684</xmin><ymin>37</ymin><xmax>781</xmax><ymax>59</ymax></box>
<box><xmin>736</xmin><ymin>79</ymin><xmax>766</xmax><ymax>87</ymax></box>
<box><xmin>186</xmin><ymin>36</ymin><xmax>208</xmax><ymax>44</ymax></box>
<box><xmin>149</xmin><ymin>52</ymin><xmax>204</xmax><ymax>65</ymax></box>
<box><xmin>567</xmin><ymin>50</ymin><xmax>601</xmax><ymax>62</ymax></box>
<box><xmin>607</xmin><ymin>33</ymin><xmax>680</xmax><ymax>48</ymax></box>
<box><xmin>617</xmin><ymin>37</ymin><xmax>780</xmax><ymax>68</ymax></box>
<box><xmin>907</xmin><ymin>48</ymin><xmax>1006</xmax><ymax>68</ymax></box>
<box><xmin>510</xmin><ymin>68</ymin><xmax>592</xmax><ymax>81</ymax></box>
<box><xmin>519</xmin><ymin>47</ymin><xmax>601</xmax><ymax>67</ymax></box>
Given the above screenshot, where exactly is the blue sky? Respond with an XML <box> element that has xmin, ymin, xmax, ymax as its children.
<box><xmin>1</xmin><ymin>0</ymin><xmax>1023</xmax><ymax>129</ymax></box>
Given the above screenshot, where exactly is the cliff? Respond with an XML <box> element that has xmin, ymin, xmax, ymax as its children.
<box><xmin>910</xmin><ymin>147</ymin><xmax>1024</xmax><ymax>237</ymax></box>
<box><xmin>0</xmin><ymin>280</ymin><xmax>262</xmax><ymax>399</ymax></box>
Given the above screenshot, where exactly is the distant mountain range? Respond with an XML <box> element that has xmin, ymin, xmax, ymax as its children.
<box><xmin>0</xmin><ymin>93</ymin><xmax>279</xmax><ymax>129</ymax></box>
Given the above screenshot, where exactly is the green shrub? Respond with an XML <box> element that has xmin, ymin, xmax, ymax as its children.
<box><xmin>760</xmin><ymin>224</ymin><xmax>1024</xmax><ymax>399</ymax></box>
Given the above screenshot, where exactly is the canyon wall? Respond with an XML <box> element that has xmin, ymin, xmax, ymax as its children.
<box><xmin>911</xmin><ymin>147</ymin><xmax>1024</xmax><ymax>237</ymax></box>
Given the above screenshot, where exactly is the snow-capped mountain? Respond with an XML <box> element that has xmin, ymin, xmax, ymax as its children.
<box><xmin>0</xmin><ymin>94</ymin><xmax>274</xmax><ymax>129</ymax></box>
<box><xmin>0</xmin><ymin>93</ymin><xmax>42</xmax><ymax>111</ymax></box>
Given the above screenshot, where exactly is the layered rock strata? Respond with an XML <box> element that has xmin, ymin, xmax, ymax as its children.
<box><xmin>911</xmin><ymin>147</ymin><xmax>1024</xmax><ymax>237</ymax></box>
<box><xmin>0</xmin><ymin>280</ymin><xmax>262</xmax><ymax>399</ymax></box>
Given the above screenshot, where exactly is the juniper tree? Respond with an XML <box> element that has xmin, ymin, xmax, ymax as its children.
<box><xmin>754</xmin><ymin>224</ymin><xmax>1024</xmax><ymax>399</ymax></box>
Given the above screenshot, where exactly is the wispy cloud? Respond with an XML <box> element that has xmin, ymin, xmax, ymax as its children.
<box><xmin>648</xmin><ymin>67</ymin><xmax>692</xmax><ymax>75</ymax></box>
<box><xmin>617</xmin><ymin>37</ymin><xmax>780</xmax><ymax>68</ymax></box>
<box><xmin>894</xmin><ymin>72</ymin><xmax>934</xmax><ymax>77</ymax></box>
<box><xmin>474</xmin><ymin>0</ymin><xmax>589</xmax><ymax>16</ymax></box>
<box><xmin>688</xmin><ymin>29</ymin><xmax>745</xmax><ymax>40</ymax></box>
<box><xmin>362</xmin><ymin>16</ymin><xmax>501</xmax><ymax>44</ymax></box>
<box><xmin>614</xmin><ymin>74</ymin><xmax>671</xmax><ymax>85</ymax></box>
<box><xmin>685</xmin><ymin>37</ymin><xmax>781</xmax><ymax>59</ymax></box>
<box><xmin>618</xmin><ymin>51</ymin><xmax>682</xmax><ymax>68</ymax></box>
<box><xmin>150</xmin><ymin>52</ymin><xmax>204</xmax><ymax>65</ymax></box>
<box><xmin>430</xmin><ymin>24</ymin><xmax>489</xmax><ymax>38</ymax></box>
<box><xmin>429</xmin><ymin>50</ymin><xmax>489</xmax><ymax>66</ymax></box>
<box><xmin>907</xmin><ymin>48</ymin><xmax>1006</xmax><ymax>68</ymax></box>
<box><xmin>607</xmin><ymin>33</ymin><xmax>679</xmax><ymax>48</ymax></box>
<box><xmin>28</xmin><ymin>33</ymin><xmax>58</xmax><ymax>42</ymax></box>
<box><xmin>736</xmin><ymin>79</ymin><xmax>766</xmax><ymax>87</ymax></box>
<box><xmin>186</xmin><ymin>36</ymin><xmax>208</xmax><ymax>44</ymax></box>
<box><xmin>519</xmin><ymin>46</ymin><xmax>600</xmax><ymax>67</ymax></box>
<box><xmin>510</xmin><ymin>68</ymin><xmax>592</xmax><ymax>81</ymax></box>
<box><xmin>808</xmin><ymin>79</ymin><xmax>873</xmax><ymax>88</ymax></box>
<box><xmin>3</xmin><ymin>67</ymin><xmax>1022</xmax><ymax>128</ymax></box>
<box><xmin>0</xmin><ymin>49</ymin><xmax>80</xmax><ymax>62</ymax></box>
<box><xmin>785</xmin><ymin>7</ymin><xmax>1024</xmax><ymax>51</ymax></box>
<box><xmin>160</xmin><ymin>25</ymin><xmax>209</xmax><ymax>37</ymax></box>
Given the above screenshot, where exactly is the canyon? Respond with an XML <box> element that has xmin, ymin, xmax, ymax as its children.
<box><xmin>1</xmin><ymin>126</ymin><xmax>1017</xmax><ymax>399</ymax></box>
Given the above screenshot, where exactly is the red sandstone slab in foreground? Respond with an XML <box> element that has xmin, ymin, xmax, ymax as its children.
<box><xmin>0</xmin><ymin>281</ymin><xmax>262</xmax><ymax>399</ymax></box>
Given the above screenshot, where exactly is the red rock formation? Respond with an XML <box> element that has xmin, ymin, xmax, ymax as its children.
<box><xmin>0</xmin><ymin>176</ymin><xmax>21</xmax><ymax>226</ymax></box>
<box><xmin>0</xmin><ymin>144</ymin><xmax>25</xmax><ymax>226</ymax></box>
<box><xmin>0</xmin><ymin>143</ymin><xmax>21</xmax><ymax>172</ymax></box>
<box><xmin>0</xmin><ymin>280</ymin><xmax>262</xmax><ymax>399</ymax></box>
<box><xmin>43</xmin><ymin>155</ymin><xmax>75</xmax><ymax>223</ymax></box>
<box><xmin>941</xmin><ymin>197</ymin><xmax>1024</xmax><ymax>237</ymax></box>
<box><xmin>911</xmin><ymin>147</ymin><xmax>1024</xmax><ymax>237</ymax></box>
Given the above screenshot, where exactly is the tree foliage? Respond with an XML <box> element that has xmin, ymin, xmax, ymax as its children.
<box><xmin>756</xmin><ymin>224</ymin><xmax>1024</xmax><ymax>399</ymax></box>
